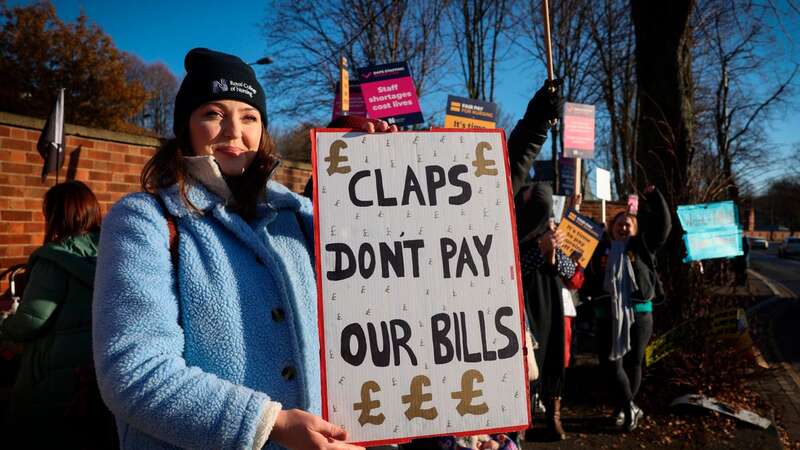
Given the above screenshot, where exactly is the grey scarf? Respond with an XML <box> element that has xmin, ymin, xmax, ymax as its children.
<box><xmin>603</xmin><ymin>240</ymin><xmax>638</xmax><ymax>361</ymax></box>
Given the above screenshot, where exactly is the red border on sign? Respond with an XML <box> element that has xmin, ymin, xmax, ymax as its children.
<box><xmin>311</xmin><ymin>128</ymin><xmax>531</xmax><ymax>446</ymax></box>
<box><xmin>431</xmin><ymin>127</ymin><xmax>532</xmax><ymax>429</ymax></box>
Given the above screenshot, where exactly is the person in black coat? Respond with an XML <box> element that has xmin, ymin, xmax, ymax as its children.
<box><xmin>581</xmin><ymin>186</ymin><xmax>671</xmax><ymax>432</ymax></box>
<box><xmin>402</xmin><ymin>81</ymin><xmax>563</xmax><ymax>450</ymax></box>
<box><xmin>515</xmin><ymin>183</ymin><xmax>582</xmax><ymax>441</ymax></box>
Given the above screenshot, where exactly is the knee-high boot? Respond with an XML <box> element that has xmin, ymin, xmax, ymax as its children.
<box><xmin>545</xmin><ymin>397</ymin><xmax>566</xmax><ymax>440</ymax></box>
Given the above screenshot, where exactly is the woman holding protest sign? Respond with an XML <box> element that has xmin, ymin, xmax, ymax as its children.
<box><xmin>515</xmin><ymin>184</ymin><xmax>585</xmax><ymax>442</ymax></box>
<box><xmin>92</xmin><ymin>48</ymin><xmax>396</xmax><ymax>450</ymax></box>
<box><xmin>581</xmin><ymin>186</ymin><xmax>670</xmax><ymax>432</ymax></box>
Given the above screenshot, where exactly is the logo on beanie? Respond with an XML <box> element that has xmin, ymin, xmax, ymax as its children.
<box><xmin>212</xmin><ymin>79</ymin><xmax>229</xmax><ymax>93</ymax></box>
<box><xmin>211</xmin><ymin>78</ymin><xmax>256</xmax><ymax>98</ymax></box>
<box><xmin>229</xmin><ymin>80</ymin><xmax>257</xmax><ymax>98</ymax></box>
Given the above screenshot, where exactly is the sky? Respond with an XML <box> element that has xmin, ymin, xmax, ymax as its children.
<box><xmin>10</xmin><ymin>0</ymin><xmax>800</xmax><ymax>191</ymax></box>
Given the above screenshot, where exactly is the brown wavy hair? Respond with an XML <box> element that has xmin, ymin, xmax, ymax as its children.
<box><xmin>141</xmin><ymin>124</ymin><xmax>279</xmax><ymax>220</ymax></box>
<box><xmin>43</xmin><ymin>181</ymin><xmax>102</xmax><ymax>244</ymax></box>
<box><xmin>609</xmin><ymin>211</ymin><xmax>639</xmax><ymax>240</ymax></box>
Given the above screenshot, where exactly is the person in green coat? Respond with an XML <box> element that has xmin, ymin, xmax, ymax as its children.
<box><xmin>1</xmin><ymin>180</ymin><xmax>114</xmax><ymax>447</ymax></box>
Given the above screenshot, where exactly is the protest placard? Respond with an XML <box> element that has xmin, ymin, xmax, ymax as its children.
<box><xmin>555</xmin><ymin>209</ymin><xmax>603</xmax><ymax>268</ymax></box>
<box><xmin>677</xmin><ymin>201</ymin><xmax>739</xmax><ymax>232</ymax></box>
<box><xmin>552</xmin><ymin>195</ymin><xmax>566</xmax><ymax>223</ymax></box>
<box><xmin>357</xmin><ymin>62</ymin><xmax>424</xmax><ymax>127</ymax></box>
<box><xmin>594</xmin><ymin>168</ymin><xmax>611</xmax><ymax>201</ymax></box>
<box><xmin>562</xmin><ymin>102</ymin><xmax>595</xmax><ymax>159</ymax></box>
<box><xmin>682</xmin><ymin>228</ymin><xmax>743</xmax><ymax>262</ymax></box>
<box><xmin>444</xmin><ymin>95</ymin><xmax>498</xmax><ymax>129</ymax></box>
<box><xmin>627</xmin><ymin>195</ymin><xmax>639</xmax><ymax>215</ymax></box>
<box><xmin>594</xmin><ymin>167</ymin><xmax>611</xmax><ymax>223</ymax></box>
<box><xmin>311</xmin><ymin>129</ymin><xmax>529</xmax><ymax>444</ymax></box>
<box><xmin>332</xmin><ymin>82</ymin><xmax>367</xmax><ymax>121</ymax></box>
<box><xmin>677</xmin><ymin>201</ymin><xmax>743</xmax><ymax>262</ymax></box>
<box><xmin>559</xmin><ymin>158</ymin><xmax>576</xmax><ymax>196</ymax></box>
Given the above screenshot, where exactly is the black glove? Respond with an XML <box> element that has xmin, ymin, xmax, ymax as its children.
<box><xmin>522</xmin><ymin>79</ymin><xmax>564</xmax><ymax>132</ymax></box>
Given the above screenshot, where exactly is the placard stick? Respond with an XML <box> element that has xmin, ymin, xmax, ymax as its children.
<box><xmin>574</xmin><ymin>157</ymin><xmax>581</xmax><ymax>212</ymax></box>
<box><xmin>339</xmin><ymin>56</ymin><xmax>349</xmax><ymax>115</ymax></box>
<box><xmin>541</xmin><ymin>0</ymin><xmax>555</xmax><ymax>82</ymax></box>
<box><xmin>601</xmin><ymin>198</ymin><xmax>606</xmax><ymax>225</ymax></box>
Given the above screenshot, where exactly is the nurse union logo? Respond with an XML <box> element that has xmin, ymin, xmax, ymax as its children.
<box><xmin>212</xmin><ymin>79</ymin><xmax>229</xmax><ymax>93</ymax></box>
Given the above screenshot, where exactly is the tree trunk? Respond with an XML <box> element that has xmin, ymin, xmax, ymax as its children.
<box><xmin>631</xmin><ymin>0</ymin><xmax>695</xmax><ymax>325</ymax></box>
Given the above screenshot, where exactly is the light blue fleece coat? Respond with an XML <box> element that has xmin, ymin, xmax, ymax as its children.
<box><xmin>93</xmin><ymin>181</ymin><xmax>319</xmax><ymax>449</ymax></box>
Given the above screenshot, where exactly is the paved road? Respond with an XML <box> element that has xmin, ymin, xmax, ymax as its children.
<box><xmin>750</xmin><ymin>248</ymin><xmax>800</xmax><ymax>296</ymax></box>
<box><xmin>750</xmin><ymin>247</ymin><xmax>800</xmax><ymax>374</ymax></box>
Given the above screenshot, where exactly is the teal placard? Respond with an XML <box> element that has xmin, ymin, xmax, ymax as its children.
<box><xmin>682</xmin><ymin>226</ymin><xmax>743</xmax><ymax>262</ymax></box>
<box><xmin>678</xmin><ymin>201</ymin><xmax>743</xmax><ymax>262</ymax></box>
<box><xmin>677</xmin><ymin>201</ymin><xmax>739</xmax><ymax>233</ymax></box>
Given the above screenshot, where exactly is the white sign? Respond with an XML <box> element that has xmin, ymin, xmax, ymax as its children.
<box><xmin>552</xmin><ymin>195</ymin><xmax>566</xmax><ymax>223</ymax></box>
<box><xmin>594</xmin><ymin>168</ymin><xmax>611</xmax><ymax>201</ymax></box>
<box><xmin>312</xmin><ymin>130</ymin><xmax>529</xmax><ymax>445</ymax></box>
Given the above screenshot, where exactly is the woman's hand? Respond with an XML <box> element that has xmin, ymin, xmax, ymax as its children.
<box><xmin>270</xmin><ymin>409</ymin><xmax>365</xmax><ymax>450</ymax></box>
<box><xmin>538</xmin><ymin>229</ymin><xmax>563</xmax><ymax>266</ymax></box>
<box><xmin>361</xmin><ymin>118</ymin><xmax>399</xmax><ymax>134</ymax></box>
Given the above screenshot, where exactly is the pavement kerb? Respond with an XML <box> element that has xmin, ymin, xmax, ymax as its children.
<box><xmin>746</xmin><ymin>269</ymin><xmax>800</xmax><ymax>446</ymax></box>
<box><xmin>748</xmin><ymin>269</ymin><xmax>795</xmax><ymax>299</ymax></box>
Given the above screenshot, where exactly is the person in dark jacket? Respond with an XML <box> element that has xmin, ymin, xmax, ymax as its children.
<box><xmin>581</xmin><ymin>186</ymin><xmax>671</xmax><ymax>432</ymax></box>
<box><xmin>0</xmin><ymin>180</ymin><xmax>115</xmax><ymax>447</ymax></box>
<box><xmin>402</xmin><ymin>80</ymin><xmax>563</xmax><ymax>450</ymax></box>
<box><xmin>515</xmin><ymin>183</ymin><xmax>581</xmax><ymax>441</ymax></box>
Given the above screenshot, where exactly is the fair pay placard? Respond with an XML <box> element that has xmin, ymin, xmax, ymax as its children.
<box><xmin>311</xmin><ymin>130</ymin><xmax>529</xmax><ymax>444</ymax></box>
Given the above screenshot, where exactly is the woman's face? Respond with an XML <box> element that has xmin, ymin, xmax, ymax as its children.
<box><xmin>188</xmin><ymin>100</ymin><xmax>262</xmax><ymax>176</ymax></box>
<box><xmin>613</xmin><ymin>215</ymin><xmax>637</xmax><ymax>240</ymax></box>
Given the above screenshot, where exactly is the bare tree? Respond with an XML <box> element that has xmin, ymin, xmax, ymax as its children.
<box><xmin>262</xmin><ymin>0</ymin><xmax>448</xmax><ymax>122</ymax></box>
<box><xmin>123</xmin><ymin>53</ymin><xmax>178</xmax><ymax>136</ymax></box>
<box><xmin>587</xmin><ymin>0</ymin><xmax>637</xmax><ymax>197</ymax></box>
<box><xmin>447</xmin><ymin>0</ymin><xmax>516</xmax><ymax>102</ymax></box>
<box><xmin>516</xmin><ymin>0</ymin><xmax>599</xmax><ymax>193</ymax></box>
<box><xmin>692</xmin><ymin>0</ymin><xmax>798</xmax><ymax>202</ymax></box>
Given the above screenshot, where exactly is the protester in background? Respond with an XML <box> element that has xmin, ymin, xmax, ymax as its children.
<box><xmin>515</xmin><ymin>184</ymin><xmax>582</xmax><ymax>441</ymax></box>
<box><xmin>401</xmin><ymin>80</ymin><xmax>563</xmax><ymax>450</ymax></box>
<box><xmin>581</xmin><ymin>186</ymin><xmax>671</xmax><ymax>432</ymax></box>
<box><xmin>733</xmin><ymin>235</ymin><xmax>750</xmax><ymax>287</ymax></box>
<box><xmin>561</xmin><ymin>194</ymin><xmax>585</xmax><ymax>373</ymax></box>
<box><xmin>92</xmin><ymin>48</ymin><xmax>395</xmax><ymax>450</ymax></box>
<box><xmin>0</xmin><ymin>181</ymin><xmax>116</xmax><ymax>448</ymax></box>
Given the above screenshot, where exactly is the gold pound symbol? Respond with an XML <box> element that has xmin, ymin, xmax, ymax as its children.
<box><xmin>451</xmin><ymin>369</ymin><xmax>489</xmax><ymax>416</ymax></box>
<box><xmin>401</xmin><ymin>375</ymin><xmax>438</xmax><ymax>420</ymax></box>
<box><xmin>325</xmin><ymin>140</ymin><xmax>351</xmax><ymax>175</ymax></box>
<box><xmin>472</xmin><ymin>142</ymin><xmax>498</xmax><ymax>177</ymax></box>
<box><xmin>353</xmin><ymin>381</ymin><xmax>385</xmax><ymax>426</ymax></box>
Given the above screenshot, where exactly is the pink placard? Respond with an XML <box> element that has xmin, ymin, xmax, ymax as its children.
<box><xmin>563</xmin><ymin>102</ymin><xmax>595</xmax><ymax>159</ymax></box>
<box><xmin>627</xmin><ymin>194</ymin><xmax>639</xmax><ymax>215</ymax></box>
<box><xmin>359</xmin><ymin>76</ymin><xmax>421</xmax><ymax>119</ymax></box>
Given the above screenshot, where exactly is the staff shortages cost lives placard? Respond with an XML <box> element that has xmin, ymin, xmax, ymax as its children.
<box><xmin>311</xmin><ymin>130</ymin><xmax>530</xmax><ymax>445</ymax></box>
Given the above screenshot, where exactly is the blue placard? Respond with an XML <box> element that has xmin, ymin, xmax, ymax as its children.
<box><xmin>678</xmin><ymin>201</ymin><xmax>744</xmax><ymax>262</ymax></box>
<box><xmin>682</xmin><ymin>227</ymin><xmax>743</xmax><ymax>262</ymax></box>
<box><xmin>677</xmin><ymin>201</ymin><xmax>739</xmax><ymax>233</ymax></box>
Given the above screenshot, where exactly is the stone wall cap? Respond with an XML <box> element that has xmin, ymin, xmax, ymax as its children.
<box><xmin>0</xmin><ymin>111</ymin><xmax>162</xmax><ymax>147</ymax></box>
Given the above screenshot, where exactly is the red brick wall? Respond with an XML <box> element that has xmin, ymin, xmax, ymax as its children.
<box><xmin>275</xmin><ymin>161</ymin><xmax>311</xmax><ymax>194</ymax></box>
<box><xmin>0</xmin><ymin>112</ymin><xmax>315</xmax><ymax>294</ymax></box>
<box><xmin>0</xmin><ymin>112</ymin><xmax>161</xmax><ymax>292</ymax></box>
<box><xmin>578</xmin><ymin>200</ymin><xmax>626</xmax><ymax>228</ymax></box>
